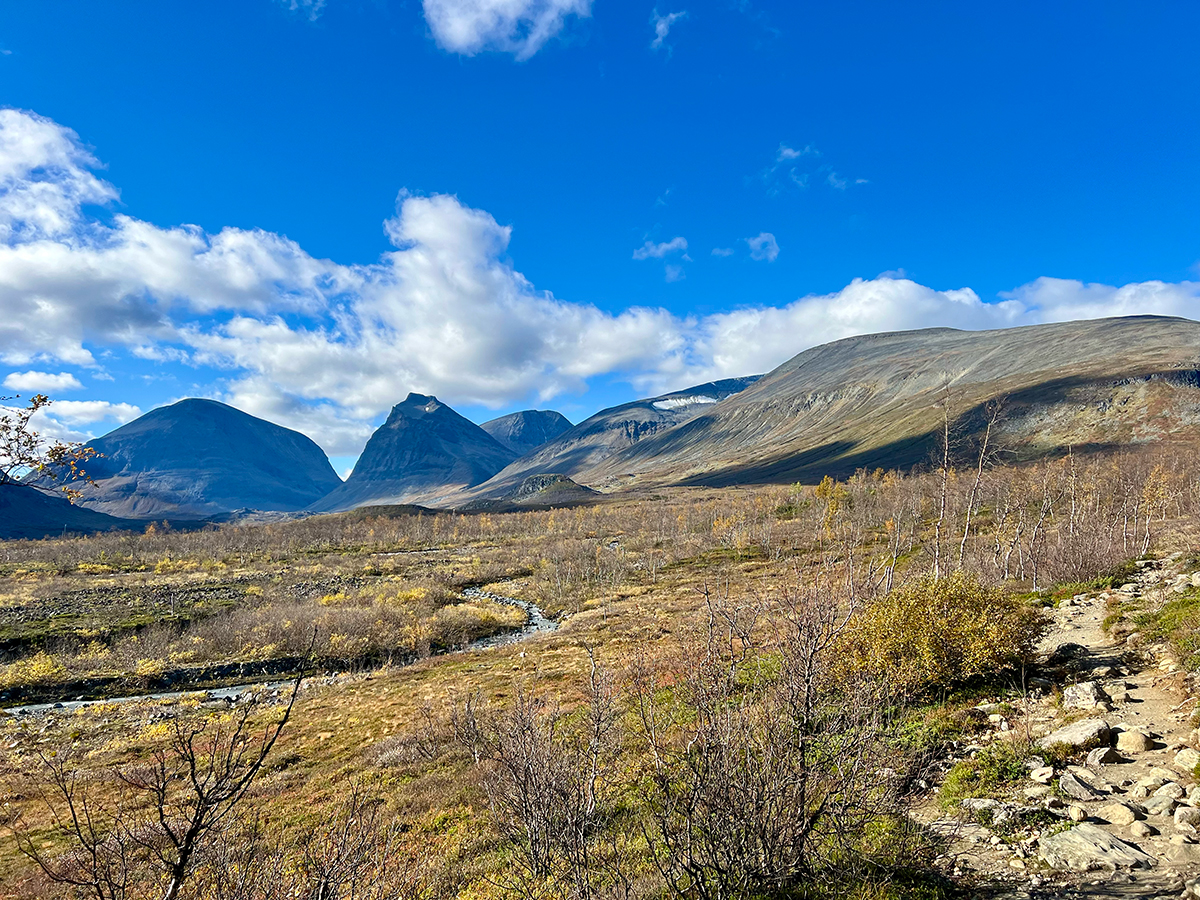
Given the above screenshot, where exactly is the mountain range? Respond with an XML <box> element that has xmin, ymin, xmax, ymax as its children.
<box><xmin>7</xmin><ymin>315</ymin><xmax>1200</xmax><ymax>538</ymax></box>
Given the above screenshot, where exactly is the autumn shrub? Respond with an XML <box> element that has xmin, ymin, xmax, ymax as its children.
<box><xmin>841</xmin><ymin>572</ymin><xmax>1049</xmax><ymax>698</ymax></box>
<box><xmin>0</xmin><ymin>651</ymin><xmax>68</xmax><ymax>689</ymax></box>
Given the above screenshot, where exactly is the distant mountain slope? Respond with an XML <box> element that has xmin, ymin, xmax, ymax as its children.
<box><xmin>480</xmin><ymin>410</ymin><xmax>572</xmax><ymax>456</ymax></box>
<box><xmin>0</xmin><ymin>485</ymin><xmax>140</xmax><ymax>540</ymax></box>
<box><xmin>67</xmin><ymin>399</ymin><xmax>342</xmax><ymax>519</ymax></box>
<box><xmin>589</xmin><ymin>315</ymin><xmax>1200</xmax><ymax>487</ymax></box>
<box><xmin>469</xmin><ymin>377</ymin><xmax>760</xmax><ymax>498</ymax></box>
<box><xmin>308</xmin><ymin>394</ymin><xmax>517</xmax><ymax>512</ymax></box>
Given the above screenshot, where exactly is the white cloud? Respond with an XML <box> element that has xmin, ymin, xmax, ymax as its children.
<box><xmin>3</xmin><ymin>370</ymin><xmax>83</xmax><ymax>393</ymax></box>
<box><xmin>422</xmin><ymin>0</ymin><xmax>591</xmax><ymax>60</ymax></box>
<box><xmin>711</xmin><ymin>247</ymin><xmax>734</xmax><ymax>257</ymax></box>
<box><xmin>21</xmin><ymin>398</ymin><xmax>142</xmax><ymax>444</ymax></box>
<box><xmin>745</xmin><ymin>232</ymin><xmax>779</xmax><ymax>262</ymax></box>
<box><xmin>777</xmin><ymin>143</ymin><xmax>817</xmax><ymax>162</ymax></box>
<box><xmin>664</xmin><ymin>264</ymin><xmax>685</xmax><ymax>283</ymax></box>
<box><xmin>6</xmin><ymin>108</ymin><xmax>1200</xmax><ymax>459</ymax></box>
<box><xmin>651</xmin><ymin>9</ymin><xmax>687</xmax><ymax>51</ymax></box>
<box><xmin>632</xmin><ymin>236</ymin><xmax>688</xmax><ymax>260</ymax></box>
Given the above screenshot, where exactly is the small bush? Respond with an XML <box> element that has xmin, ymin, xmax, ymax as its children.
<box><xmin>842</xmin><ymin>572</ymin><xmax>1049</xmax><ymax>698</ymax></box>
<box><xmin>0</xmin><ymin>651</ymin><xmax>69</xmax><ymax>689</ymax></box>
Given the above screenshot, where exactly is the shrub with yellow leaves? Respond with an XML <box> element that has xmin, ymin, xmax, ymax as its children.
<box><xmin>841</xmin><ymin>572</ymin><xmax>1048</xmax><ymax>698</ymax></box>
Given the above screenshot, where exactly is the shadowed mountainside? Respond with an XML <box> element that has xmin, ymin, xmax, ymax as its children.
<box><xmin>66</xmin><ymin>399</ymin><xmax>342</xmax><ymax>519</ymax></box>
<box><xmin>0</xmin><ymin>485</ymin><xmax>142</xmax><ymax>540</ymax></box>
<box><xmin>308</xmin><ymin>393</ymin><xmax>517</xmax><ymax>512</ymax></box>
<box><xmin>465</xmin><ymin>377</ymin><xmax>761</xmax><ymax>499</ymax></box>
<box><xmin>480</xmin><ymin>409</ymin><xmax>572</xmax><ymax>456</ymax></box>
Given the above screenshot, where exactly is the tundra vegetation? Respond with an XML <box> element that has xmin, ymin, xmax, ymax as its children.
<box><xmin>0</xmin><ymin>441</ymin><xmax>1199</xmax><ymax>899</ymax></box>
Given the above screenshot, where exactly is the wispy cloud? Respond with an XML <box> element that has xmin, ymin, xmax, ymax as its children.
<box><xmin>762</xmin><ymin>143</ymin><xmax>863</xmax><ymax>196</ymax></box>
<box><xmin>632</xmin><ymin>236</ymin><xmax>688</xmax><ymax>260</ymax></box>
<box><xmin>651</xmin><ymin>9</ymin><xmax>688</xmax><ymax>52</ymax></box>
<box><xmin>423</xmin><ymin>0</ymin><xmax>592</xmax><ymax>60</ymax></box>
<box><xmin>711</xmin><ymin>247</ymin><xmax>734</xmax><ymax>257</ymax></box>
<box><xmin>277</xmin><ymin>0</ymin><xmax>326</xmax><ymax>21</ymax></box>
<box><xmin>745</xmin><ymin>232</ymin><xmax>779</xmax><ymax>262</ymax></box>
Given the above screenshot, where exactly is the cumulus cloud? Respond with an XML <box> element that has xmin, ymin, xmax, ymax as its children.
<box><xmin>422</xmin><ymin>0</ymin><xmax>591</xmax><ymax>60</ymax></box>
<box><xmin>632</xmin><ymin>236</ymin><xmax>688</xmax><ymax>260</ymax></box>
<box><xmin>745</xmin><ymin>232</ymin><xmax>779</xmax><ymax>262</ymax></box>
<box><xmin>650</xmin><ymin>9</ymin><xmax>687</xmax><ymax>51</ymax></box>
<box><xmin>3</xmin><ymin>370</ymin><xmax>83</xmax><ymax>393</ymax></box>
<box><xmin>6</xmin><ymin>108</ymin><xmax>1200</xmax><ymax>458</ymax></box>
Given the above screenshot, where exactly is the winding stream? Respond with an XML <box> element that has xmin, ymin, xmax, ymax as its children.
<box><xmin>3</xmin><ymin>589</ymin><xmax>557</xmax><ymax>717</ymax></box>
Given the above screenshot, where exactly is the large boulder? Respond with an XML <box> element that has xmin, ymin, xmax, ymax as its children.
<box><xmin>1038</xmin><ymin>823</ymin><xmax>1156</xmax><ymax>871</ymax></box>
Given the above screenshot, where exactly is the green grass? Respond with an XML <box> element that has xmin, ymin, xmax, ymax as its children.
<box><xmin>1136</xmin><ymin>590</ymin><xmax>1200</xmax><ymax>671</ymax></box>
<box><xmin>937</xmin><ymin>742</ymin><xmax>1028</xmax><ymax>811</ymax></box>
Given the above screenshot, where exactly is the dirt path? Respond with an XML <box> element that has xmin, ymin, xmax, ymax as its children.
<box><xmin>927</xmin><ymin>557</ymin><xmax>1200</xmax><ymax>900</ymax></box>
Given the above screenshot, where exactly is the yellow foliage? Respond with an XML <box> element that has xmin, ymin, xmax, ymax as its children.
<box><xmin>0</xmin><ymin>651</ymin><xmax>68</xmax><ymax>688</ymax></box>
<box><xmin>841</xmin><ymin>572</ymin><xmax>1048</xmax><ymax>697</ymax></box>
<box><xmin>135</xmin><ymin>658</ymin><xmax>165</xmax><ymax>678</ymax></box>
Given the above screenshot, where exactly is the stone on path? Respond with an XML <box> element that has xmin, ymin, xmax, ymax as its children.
<box><xmin>1059</xmin><ymin>772</ymin><xmax>1103</xmax><ymax>801</ymax></box>
<box><xmin>1038</xmin><ymin>718</ymin><xmax>1110</xmax><ymax>751</ymax></box>
<box><xmin>1174</xmin><ymin>747</ymin><xmax>1200</xmax><ymax>773</ymax></box>
<box><xmin>1177</xmin><ymin>807</ymin><xmax>1200</xmax><ymax>834</ymax></box>
<box><xmin>1038</xmin><ymin>823</ymin><xmax>1157</xmax><ymax>871</ymax></box>
<box><xmin>1063</xmin><ymin>681</ymin><xmax>1111</xmax><ymax>710</ymax></box>
<box><xmin>1097</xmin><ymin>801</ymin><xmax>1142</xmax><ymax>826</ymax></box>
<box><xmin>1116</xmin><ymin>729</ymin><xmax>1154</xmax><ymax>753</ymax></box>
<box><xmin>1142</xmin><ymin>795</ymin><xmax>1178</xmax><ymax>817</ymax></box>
<box><xmin>1130</xmin><ymin>820</ymin><xmax>1156</xmax><ymax>838</ymax></box>
<box><xmin>1087</xmin><ymin>746</ymin><xmax>1122</xmax><ymax>766</ymax></box>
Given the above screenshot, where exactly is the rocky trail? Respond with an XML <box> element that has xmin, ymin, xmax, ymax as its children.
<box><xmin>921</xmin><ymin>557</ymin><xmax>1200</xmax><ymax>899</ymax></box>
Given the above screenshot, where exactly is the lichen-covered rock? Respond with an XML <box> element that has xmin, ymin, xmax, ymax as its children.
<box><xmin>1059</xmin><ymin>772</ymin><xmax>1103</xmax><ymax>801</ymax></box>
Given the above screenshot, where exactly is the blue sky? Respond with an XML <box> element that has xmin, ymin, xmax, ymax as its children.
<box><xmin>1</xmin><ymin>1</ymin><xmax>1198</xmax><ymax>476</ymax></box>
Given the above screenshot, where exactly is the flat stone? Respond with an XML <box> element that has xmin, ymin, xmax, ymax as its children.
<box><xmin>1097</xmin><ymin>802</ymin><xmax>1143</xmax><ymax>826</ymax></box>
<box><xmin>1030</xmin><ymin>766</ymin><xmax>1056</xmax><ymax>784</ymax></box>
<box><xmin>1064</xmin><ymin>682</ymin><xmax>1111</xmax><ymax>710</ymax></box>
<box><xmin>1038</xmin><ymin>823</ymin><xmax>1157</xmax><ymax>871</ymax></box>
<box><xmin>1117</xmin><ymin>730</ymin><xmax>1154</xmax><ymax>753</ymax></box>
<box><xmin>1039</xmin><ymin>719</ymin><xmax>1111</xmax><ymax>751</ymax></box>
<box><xmin>1024</xmin><ymin>786</ymin><xmax>1052</xmax><ymax>799</ymax></box>
<box><xmin>1060</xmin><ymin>772</ymin><xmax>1103</xmax><ymax>801</ymax></box>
